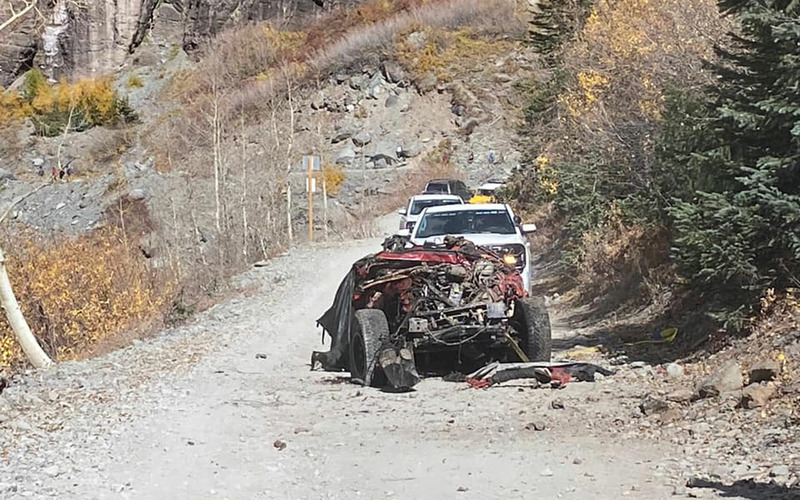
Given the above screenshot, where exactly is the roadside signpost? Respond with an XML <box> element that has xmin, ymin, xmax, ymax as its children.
<box><xmin>303</xmin><ymin>155</ymin><xmax>321</xmax><ymax>242</ymax></box>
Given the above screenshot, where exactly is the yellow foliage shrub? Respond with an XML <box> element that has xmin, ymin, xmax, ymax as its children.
<box><xmin>559</xmin><ymin>0</ymin><xmax>725</xmax><ymax>122</ymax></box>
<box><xmin>0</xmin><ymin>228</ymin><xmax>174</xmax><ymax>368</ymax></box>
<box><xmin>318</xmin><ymin>165</ymin><xmax>346</xmax><ymax>196</ymax></box>
<box><xmin>534</xmin><ymin>155</ymin><xmax>559</xmax><ymax>195</ymax></box>
<box><xmin>31</xmin><ymin>76</ymin><xmax>116</xmax><ymax>118</ymax></box>
<box><xmin>0</xmin><ymin>89</ymin><xmax>30</xmax><ymax>124</ymax></box>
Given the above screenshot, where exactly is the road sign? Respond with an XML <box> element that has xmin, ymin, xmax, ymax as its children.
<box><xmin>304</xmin><ymin>154</ymin><xmax>320</xmax><ymax>243</ymax></box>
<box><xmin>302</xmin><ymin>155</ymin><xmax>321</xmax><ymax>171</ymax></box>
<box><xmin>305</xmin><ymin>177</ymin><xmax>317</xmax><ymax>193</ymax></box>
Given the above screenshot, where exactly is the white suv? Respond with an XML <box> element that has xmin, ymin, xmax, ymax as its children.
<box><xmin>402</xmin><ymin>204</ymin><xmax>537</xmax><ymax>291</ymax></box>
<box><xmin>397</xmin><ymin>194</ymin><xmax>464</xmax><ymax>232</ymax></box>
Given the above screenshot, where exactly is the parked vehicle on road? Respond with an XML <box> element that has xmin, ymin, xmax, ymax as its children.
<box><xmin>401</xmin><ymin>204</ymin><xmax>537</xmax><ymax>292</ymax></box>
<box><xmin>469</xmin><ymin>180</ymin><xmax>506</xmax><ymax>204</ymax></box>
<box><xmin>397</xmin><ymin>194</ymin><xmax>463</xmax><ymax>231</ymax></box>
<box><xmin>424</xmin><ymin>178</ymin><xmax>471</xmax><ymax>202</ymax></box>
<box><xmin>313</xmin><ymin>237</ymin><xmax>552</xmax><ymax>389</ymax></box>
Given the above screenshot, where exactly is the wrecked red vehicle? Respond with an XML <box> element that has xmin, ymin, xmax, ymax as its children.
<box><xmin>313</xmin><ymin>237</ymin><xmax>552</xmax><ymax>390</ymax></box>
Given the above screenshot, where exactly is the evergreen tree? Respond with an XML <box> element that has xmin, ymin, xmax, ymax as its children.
<box><xmin>529</xmin><ymin>0</ymin><xmax>592</xmax><ymax>60</ymax></box>
<box><xmin>670</xmin><ymin>0</ymin><xmax>800</xmax><ymax>292</ymax></box>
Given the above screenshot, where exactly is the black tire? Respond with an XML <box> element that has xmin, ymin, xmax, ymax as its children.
<box><xmin>514</xmin><ymin>297</ymin><xmax>552</xmax><ymax>361</ymax></box>
<box><xmin>349</xmin><ymin>309</ymin><xmax>389</xmax><ymax>387</ymax></box>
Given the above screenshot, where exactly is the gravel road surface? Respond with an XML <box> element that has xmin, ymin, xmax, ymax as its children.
<box><xmin>0</xmin><ymin>219</ymin><xmax>753</xmax><ymax>500</ymax></box>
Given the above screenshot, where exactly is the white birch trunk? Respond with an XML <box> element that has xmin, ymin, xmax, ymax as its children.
<box><xmin>0</xmin><ymin>246</ymin><xmax>51</xmax><ymax>368</ymax></box>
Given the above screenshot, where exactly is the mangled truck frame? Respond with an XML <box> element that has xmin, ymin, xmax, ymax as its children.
<box><xmin>313</xmin><ymin>237</ymin><xmax>552</xmax><ymax>390</ymax></box>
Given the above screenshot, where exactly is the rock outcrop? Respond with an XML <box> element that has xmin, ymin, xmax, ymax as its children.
<box><xmin>0</xmin><ymin>0</ymin><xmax>359</xmax><ymax>87</ymax></box>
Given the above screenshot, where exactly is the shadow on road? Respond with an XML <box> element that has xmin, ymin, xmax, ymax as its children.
<box><xmin>690</xmin><ymin>478</ymin><xmax>800</xmax><ymax>500</ymax></box>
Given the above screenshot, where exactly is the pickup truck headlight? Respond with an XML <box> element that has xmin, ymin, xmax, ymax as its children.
<box><xmin>491</xmin><ymin>244</ymin><xmax>526</xmax><ymax>271</ymax></box>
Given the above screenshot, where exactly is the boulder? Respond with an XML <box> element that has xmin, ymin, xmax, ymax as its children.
<box><xmin>310</xmin><ymin>93</ymin><xmax>325</xmax><ymax>110</ymax></box>
<box><xmin>0</xmin><ymin>168</ymin><xmax>16</xmax><ymax>181</ymax></box>
<box><xmin>696</xmin><ymin>361</ymin><xmax>743</xmax><ymax>399</ymax></box>
<box><xmin>666</xmin><ymin>388</ymin><xmax>693</xmax><ymax>403</ymax></box>
<box><xmin>382</xmin><ymin>61</ymin><xmax>407</xmax><ymax>84</ymax></box>
<box><xmin>352</xmin><ymin>131</ymin><xmax>372</xmax><ymax>147</ymax></box>
<box><xmin>638</xmin><ymin>395</ymin><xmax>669</xmax><ymax>416</ymax></box>
<box><xmin>369</xmin><ymin>142</ymin><xmax>399</xmax><ymax>165</ymax></box>
<box><xmin>399</xmin><ymin>141</ymin><xmax>422</xmax><ymax>158</ymax></box>
<box><xmin>770</xmin><ymin>465</ymin><xmax>790</xmax><ymax>478</ymax></box>
<box><xmin>366</xmin><ymin>73</ymin><xmax>385</xmax><ymax>99</ymax></box>
<box><xmin>666</xmin><ymin>362</ymin><xmax>684</xmax><ymax>378</ymax></box>
<box><xmin>331</xmin><ymin>127</ymin><xmax>356</xmax><ymax>144</ymax></box>
<box><xmin>749</xmin><ymin>360</ymin><xmax>780</xmax><ymax>383</ymax></box>
<box><xmin>348</xmin><ymin>75</ymin><xmax>364</xmax><ymax>91</ymax></box>
<box><xmin>128</xmin><ymin>188</ymin><xmax>148</xmax><ymax>200</ymax></box>
<box><xmin>335</xmin><ymin>147</ymin><xmax>356</xmax><ymax>166</ymax></box>
<box><xmin>385</xmin><ymin>95</ymin><xmax>399</xmax><ymax>108</ymax></box>
<box><xmin>741</xmin><ymin>383</ymin><xmax>776</xmax><ymax>409</ymax></box>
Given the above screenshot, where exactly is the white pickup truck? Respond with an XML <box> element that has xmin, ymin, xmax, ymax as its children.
<box><xmin>399</xmin><ymin>203</ymin><xmax>537</xmax><ymax>292</ymax></box>
<box><xmin>397</xmin><ymin>193</ymin><xmax>464</xmax><ymax>233</ymax></box>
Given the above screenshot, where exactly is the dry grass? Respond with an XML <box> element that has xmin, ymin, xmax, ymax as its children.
<box><xmin>393</xmin><ymin>26</ymin><xmax>517</xmax><ymax>84</ymax></box>
<box><xmin>573</xmin><ymin>219</ymin><xmax>674</xmax><ymax>305</ymax></box>
<box><xmin>164</xmin><ymin>0</ymin><xmax>522</xmax><ymax>137</ymax></box>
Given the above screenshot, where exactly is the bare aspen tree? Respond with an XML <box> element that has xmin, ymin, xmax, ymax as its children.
<box><xmin>240</xmin><ymin>113</ymin><xmax>248</xmax><ymax>257</ymax></box>
<box><xmin>0</xmin><ymin>0</ymin><xmax>38</xmax><ymax>33</ymax></box>
<box><xmin>283</xmin><ymin>66</ymin><xmax>296</xmax><ymax>244</ymax></box>
<box><xmin>56</xmin><ymin>102</ymin><xmax>75</xmax><ymax>170</ymax></box>
<box><xmin>210</xmin><ymin>70</ymin><xmax>223</xmax><ymax>234</ymax></box>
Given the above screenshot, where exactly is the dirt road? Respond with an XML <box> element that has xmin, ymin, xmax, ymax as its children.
<box><xmin>0</xmin><ymin>220</ymin><xmax>748</xmax><ymax>500</ymax></box>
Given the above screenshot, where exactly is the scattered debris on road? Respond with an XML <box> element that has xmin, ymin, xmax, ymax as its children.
<box><xmin>461</xmin><ymin>361</ymin><xmax>614</xmax><ymax>389</ymax></box>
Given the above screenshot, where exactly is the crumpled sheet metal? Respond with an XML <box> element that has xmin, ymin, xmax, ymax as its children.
<box><xmin>465</xmin><ymin>361</ymin><xmax>615</xmax><ymax>388</ymax></box>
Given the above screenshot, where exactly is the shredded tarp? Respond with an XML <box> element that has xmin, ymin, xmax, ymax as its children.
<box><xmin>312</xmin><ymin>263</ymin><xmax>360</xmax><ymax>371</ymax></box>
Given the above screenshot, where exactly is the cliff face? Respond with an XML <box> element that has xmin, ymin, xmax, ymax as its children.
<box><xmin>0</xmin><ymin>0</ymin><xmax>355</xmax><ymax>87</ymax></box>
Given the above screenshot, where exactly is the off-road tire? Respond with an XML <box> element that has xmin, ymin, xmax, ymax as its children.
<box><xmin>349</xmin><ymin>309</ymin><xmax>389</xmax><ymax>387</ymax></box>
<box><xmin>514</xmin><ymin>297</ymin><xmax>552</xmax><ymax>361</ymax></box>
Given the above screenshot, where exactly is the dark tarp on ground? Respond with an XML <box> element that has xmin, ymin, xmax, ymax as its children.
<box><xmin>313</xmin><ymin>265</ymin><xmax>358</xmax><ymax>371</ymax></box>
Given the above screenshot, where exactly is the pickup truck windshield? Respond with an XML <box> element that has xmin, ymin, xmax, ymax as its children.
<box><xmin>416</xmin><ymin>209</ymin><xmax>516</xmax><ymax>238</ymax></box>
<box><xmin>409</xmin><ymin>198</ymin><xmax>461</xmax><ymax>215</ymax></box>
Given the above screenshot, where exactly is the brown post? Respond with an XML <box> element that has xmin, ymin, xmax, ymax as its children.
<box><xmin>307</xmin><ymin>156</ymin><xmax>314</xmax><ymax>243</ymax></box>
